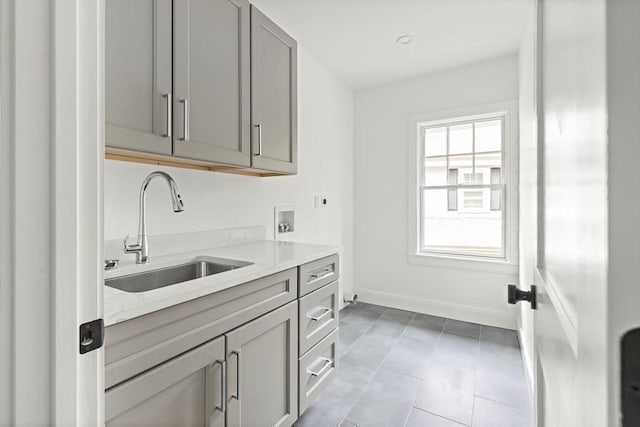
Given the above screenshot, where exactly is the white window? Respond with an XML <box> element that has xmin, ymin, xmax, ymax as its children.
<box><xmin>418</xmin><ymin>113</ymin><xmax>508</xmax><ymax>259</ymax></box>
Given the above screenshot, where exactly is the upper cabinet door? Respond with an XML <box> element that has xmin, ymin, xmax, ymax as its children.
<box><xmin>106</xmin><ymin>0</ymin><xmax>172</xmax><ymax>155</ymax></box>
<box><xmin>173</xmin><ymin>0</ymin><xmax>251</xmax><ymax>167</ymax></box>
<box><xmin>250</xmin><ymin>6</ymin><xmax>298</xmax><ymax>174</ymax></box>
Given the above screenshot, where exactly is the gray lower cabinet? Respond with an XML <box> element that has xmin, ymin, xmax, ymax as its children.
<box><xmin>299</xmin><ymin>329</ymin><xmax>338</xmax><ymax>414</ymax></box>
<box><xmin>106</xmin><ymin>335</ymin><xmax>226</xmax><ymax>427</ymax></box>
<box><xmin>226</xmin><ymin>300</ymin><xmax>298</xmax><ymax>427</ymax></box>
<box><xmin>298</xmin><ymin>254</ymin><xmax>339</xmax><ymax>297</ymax></box>
<box><xmin>250</xmin><ymin>6</ymin><xmax>298</xmax><ymax>174</ymax></box>
<box><xmin>105</xmin><ymin>300</ymin><xmax>299</xmax><ymax>427</ymax></box>
<box><xmin>104</xmin><ymin>255</ymin><xmax>339</xmax><ymax>426</ymax></box>
<box><xmin>299</xmin><ymin>281</ymin><xmax>339</xmax><ymax>355</ymax></box>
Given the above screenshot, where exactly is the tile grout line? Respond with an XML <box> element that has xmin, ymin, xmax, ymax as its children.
<box><xmin>392</xmin><ymin>312</ymin><xmax>420</xmax><ymax>427</ymax></box>
<box><xmin>470</xmin><ymin>326</ymin><xmax>486</xmax><ymax>425</ymax></box>
<box><xmin>404</xmin><ymin>316</ymin><xmax>446</xmax><ymax>427</ymax></box>
<box><xmin>411</xmin><ymin>407</ymin><xmax>470</xmax><ymax>427</ymax></box>
<box><xmin>340</xmin><ymin>309</ymin><xmax>417</xmax><ymax>427</ymax></box>
<box><xmin>338</xmin><ymin>306</ymin><xmax>386</xmax><ymax>359</ymax></box>
<box><xmin>335</xmin><ymin>306</ymin><xmax>389</xmax><ymax>426</ymax></box>
<box><xmin>468</xmin><ymin>325</ymin><xmax>487</xmax><ymax>426</ymax></box>
<box><xmin>472</xmin><ymin>394</ymin><xmax>530</xmax><ymax>412</ymax></box>
<box><xmin>474</xmin><ymin>326</ymin><xmax>530</xmax><ymax>414</ymax></box>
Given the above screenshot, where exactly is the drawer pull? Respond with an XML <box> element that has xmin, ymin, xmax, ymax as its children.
<box><xmin>307</xmin><ymin>357</ymin><xmax>333</xmax><ymax>377</ymax></box>
<box><xmin>308</xmin><ymin>307</ymin><xmax>332</xmax><ymax>322</ymax></box>
<box><xmin>309</xmin><ymin>268</ymin><xmax>333</xmax><ymax>282</ymax></box>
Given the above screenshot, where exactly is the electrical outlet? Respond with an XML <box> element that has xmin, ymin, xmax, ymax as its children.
<box><xmin>315</xmin><ymin>195</ymin><xmax>328</xmax><ymax>208</ymax></box>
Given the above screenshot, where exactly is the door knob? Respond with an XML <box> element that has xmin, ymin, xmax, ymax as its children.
<box><xmin>507</xmin><ymin>284</ymin><xmax>537</xmax><ymax>309</ymax></box>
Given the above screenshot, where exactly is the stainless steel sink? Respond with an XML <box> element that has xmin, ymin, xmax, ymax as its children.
<box><xmin>106</xmin><ymin>257</ymin><xmax>253</xmax><ymax>293</ymax></box>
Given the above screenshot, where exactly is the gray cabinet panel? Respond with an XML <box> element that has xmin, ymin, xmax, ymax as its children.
<box><xmin>298</xmin><ymin>254</ymin><xmax>339</xmax><ymax>297</ymax></box>
<box><xmin>226</xmin><ymin>300</ymin><xmax>298</xmax><ymax>427</ymax></box>
<box><xmin>106</xmin><ymin>0</ymin><xmax>172</xmax><ymax>155</ymax></box>
<box><xmin>299</xmin><ymin>328</ymin><xmax>338</xmax><ymax>415</ymax></box>
<box><xmin>299</xmin><ymin>280</ymin><xmax>339</xmax><ymax>355</ymax></box>
<box><xmin>106</xmin><ymin>336</ymin><xmax>225</xmax><ymax>427</ymax></box>
<box><xmin>173</xmin><ymin>0</ymin><xmax>251</xmax><ymax>166</ymax></box>
<box><xmin>250</xmin><ymin>6</ymin><xmax>297</xmax><ymax>174</ymax></box>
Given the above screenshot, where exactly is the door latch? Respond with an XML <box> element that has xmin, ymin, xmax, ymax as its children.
<box><xmin>507</xmin><ymin>284</ymin><xmax>537</xmax><ymax>309</ymax></box>
<box><xmin>622</xmin><ymin>328</ymin><xmax>640</xmax><ymax>426</ymax></box>
<box><xmin>79</xmin><ymin>319</ymin><xmax>104</xmax><ymax>354</ymax></box>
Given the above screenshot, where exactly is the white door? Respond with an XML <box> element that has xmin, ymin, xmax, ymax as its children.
<box><xmin>529</xmin><ymin>0</ymin><xmax>609</xmax><ymax>425</ymax></box>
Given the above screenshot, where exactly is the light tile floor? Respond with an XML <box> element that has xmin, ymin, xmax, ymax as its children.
<box><xmin>294</xmin><ymin>303</ymin><xmax>532</xmax><ymax>427</ymax></box>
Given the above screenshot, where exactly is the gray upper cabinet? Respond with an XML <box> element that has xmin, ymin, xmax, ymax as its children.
<box><xmin>106</xmin><ymin>1</ymin><xmax>297</xmax><ymax>175</ymax></box>
<box><xmin>173</xmin><ymin>0</ymin><xmax>251</xmax><ymax>166</ymax></box>
<box><xmin>226</xmin><ymin>301</ymin><xmax>298</xmax><ymax>427</ymax></box>
<box><xmin>250</xmin><ymin>6</ymin><xmax>298</xmax><ymax>174</ymax></box>
<box><xmin>106</xmin><ymin>0</ymin><xmax>172</xmax><ymax>155</ymax></box>
<box><xmin>106</xmin><ymin>336</ymin><xmax>226</xmax><ymax>427</ymax></box>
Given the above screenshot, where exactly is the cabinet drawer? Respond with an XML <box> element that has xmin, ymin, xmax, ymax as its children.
<box><xmin>105</xmin><ymin>268</ymin><xmax>297</xmax><ymax>389</ymax></box>
<box><xmin>299</xmin><ymin>281</ymin><xmax>339</xmax><ymax>355</ymax></box>
<box><xmin>298</xmin><ymin>254</ymin><xmax>339</xmax><ymax>297</ymax></box>
<box><xmin>298</xmin><ymin>328</ymin><xmax>338</xmax><ymax>415</ymax></box>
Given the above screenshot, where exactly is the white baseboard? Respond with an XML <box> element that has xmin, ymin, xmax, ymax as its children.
<box><xmin>355</xmin><ymin>288</ymin><xmax>517</xmax><ymax>330</ymax></box>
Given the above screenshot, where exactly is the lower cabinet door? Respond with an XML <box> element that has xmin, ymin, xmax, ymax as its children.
<box><xmin>105</xmin><ymin>336</ymin><xmax>226</xmax><ymax>427</ymax></box>
<box><xmin>226</xmin><ymin>300</ymin><xmax>298</xmax><ymax>427</ymax></box>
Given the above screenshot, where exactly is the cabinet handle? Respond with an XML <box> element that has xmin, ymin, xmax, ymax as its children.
<box><xmin>309</xmin><ymin>267</ymin><xmax>333</xmax><ymax>282</ymax></box>
<box><xmin>213</xmin><ymin>359</ymin><xmax>226</xmax><ymax>413</ymax></box>
<box><xmin>179</xmin><ymin>98</ymin><xmax>189</xmax><ymax>141</ymax></box>
<box><xmin>307</xmin><ymin>357</ymin><xmax>332</xmax><ymax>377</ymax></box>
<box><xmin>254</xmin><ymin>124</ymin><xmax>263</xmax><ymax>156</ymax></box>
<box><xmin>308</xmin><ymin>307</ymin><xmax>332</xmax><ymax>322</ymax></box>
<box><xmin>231</xmin><ymin>350</ymin><xmax>241</xmax><ymax>400</ymax></box>
<box><xmin>162</xmin><ymin>93</ymin><xmax>172</xmax><ymax>138</ymax></box>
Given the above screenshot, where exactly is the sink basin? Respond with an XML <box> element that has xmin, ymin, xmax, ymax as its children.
<box><xmin>106</xmin><ymin>257</ymin><xmax>253</xmax><ymax>293</ymax></box>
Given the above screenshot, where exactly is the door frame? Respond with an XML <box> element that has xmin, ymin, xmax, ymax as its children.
<box><xmin>52</xmin><ymin>0</ymin><xmax>105</xmax><ymax>425</ymax></box>
<box><xmin>0</xmin><ymin>0</ymin><xmax>104</xmax><ymax>425</ymax></box>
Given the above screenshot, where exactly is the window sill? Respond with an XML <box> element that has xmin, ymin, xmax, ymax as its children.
<box><xmin>408</xmin><ymin>253</ymin><xmax>518</xmax><ymax>275</ymax></box>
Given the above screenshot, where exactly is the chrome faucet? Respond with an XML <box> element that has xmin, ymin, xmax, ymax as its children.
<box><xmin>124</xmin><ymin>171</ymin><xmax>185</xmax><ymax>264</ymax></box>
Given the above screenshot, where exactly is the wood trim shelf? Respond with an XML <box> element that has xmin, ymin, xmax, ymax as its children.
<box><xmin>105</xmin><ymin>147</ymin><xmax>288</xmax><ymax>178</ymax></box>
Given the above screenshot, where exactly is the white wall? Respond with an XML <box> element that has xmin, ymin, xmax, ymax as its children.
<box><xmin>517</xmin><ymin>3</ymin><xmax>537</xmax><ymax>396</ymax></box>
<box><xmin>104</xmin><ymin>48</ymin><xmax>355</xmax><ymax>299</ymax></box>
<box><xmin>354</xmin><ymin>56</ymin><xmax>519</xmax><ymax>329</ymax></box>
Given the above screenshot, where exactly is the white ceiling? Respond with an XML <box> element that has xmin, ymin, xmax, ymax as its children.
<box><xmin>250</xmin><ymin>0</ymin><xmax>530</xmax><ymax>89</ymax></box>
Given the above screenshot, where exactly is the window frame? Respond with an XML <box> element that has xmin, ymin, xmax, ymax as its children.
<box><xmin>407</xmin><ymin>101</ymin><xmax>519</xmax><ymax>273</ymax></box>
<box><xmin>420</xmin><ymin>115</ymin><xmax>506</xmax><ymax>258</ymax></box>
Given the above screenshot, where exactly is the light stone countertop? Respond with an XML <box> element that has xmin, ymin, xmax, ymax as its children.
<box><xmin>104</xmin><ymin>239</ymin><xmax>340</xmax><ymax>326</ymax></box>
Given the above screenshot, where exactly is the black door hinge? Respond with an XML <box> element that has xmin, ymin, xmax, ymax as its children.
<box><xmin>79</xmin><ymin>319</ymin><xmax>104</xmax><ymax>354</ymax></box>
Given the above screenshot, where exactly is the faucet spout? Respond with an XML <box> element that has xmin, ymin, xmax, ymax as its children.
<box><xmin>124</xmin><ymin>171</ymin><xmax>185</xmax><ymax>264</ymax></box>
